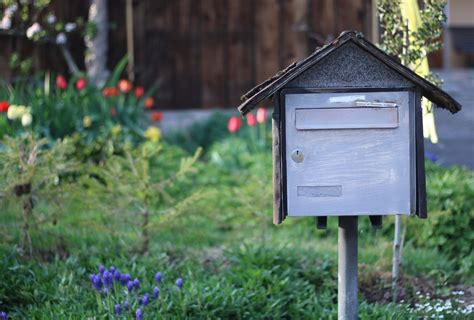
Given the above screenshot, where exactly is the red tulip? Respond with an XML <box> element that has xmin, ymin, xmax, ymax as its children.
<box><xmin>150</xmin><ymin>111</ymin><xmax>163</xmax><ymax>122</ymax></box>
<box><xmin>134</xmin><ymin>86</ymin><xmax>144</xmax><ymax>98</ymax></box>
<box><xmin>102</xmin><ymin>87</ymin><xmax>119</xmax><ymax>97</ymax></box>
<box><xmin>76</xmin><ymin>78</ymin><xmax>87</xmax><ymax>91</ymax></box>
<box><xmin>227</xmin><ymin>116</ymin><xmax>242</xmax><ymax>133</ymax></box>
<box><xmin>144</xmin><ymin>97</ymin><xmax>154</xmax><ymax>109</ymax></box>
<box><xmin>246</xmin><ymin>113</ymin><xmax>257</xmax><ymax>126</ymax></box>
<box><xmin>256</xmin><ymin>107</ymin><xmax>267</xmax><ymax>124</ymax></box>
<box><xmin>0</xmin><ymin>101</ymin><xmax>9</xmax><ymax>113</ymax></box>
<box><xmin>56</xmin><ymin>75</ymin><xmax>67</xmax><ymax>90</ymax></box>
<box><xmin>118</xmin><ymin>79</ymin><xmax>132</xmax><ymax>93</ymax></box>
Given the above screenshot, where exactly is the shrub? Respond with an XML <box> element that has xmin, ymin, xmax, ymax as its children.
<box><xmin>0</xmin><ymin>133</ymin><xmax>80</xmax><ymax>256</ymax></box>
<box><xmin>408</xmin><ymin>162</ymin><xmax>474</xmax><ymax>278</ymax></box>
<box><xmin>84</xmin><ymin>141</ymin><xmax>202</xmax><ymax>254</ymax></box>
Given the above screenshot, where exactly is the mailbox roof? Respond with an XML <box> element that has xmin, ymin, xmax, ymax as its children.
<box><xmin>238</xmin><ymin>31</ymin><xmax>462</xmax><ymax>115</ymax></box>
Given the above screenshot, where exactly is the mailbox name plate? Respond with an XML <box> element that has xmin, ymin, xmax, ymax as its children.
<box><xmin>283</xmin><ymin>89</ymin><xmax>414</xmax><ymax>217</ymax></box>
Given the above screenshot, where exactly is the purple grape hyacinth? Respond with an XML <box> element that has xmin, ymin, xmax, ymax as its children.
<box><xmin>136</xmin><ymin>308</ymin><xmax>143</xmax><ymax>320</ymax></box>
<box><xmin>103</xmin><ymin>270</ymin><xmax>113</xmax><ymax>287</ymax></box>
<box><xmin>127</xmin><ymin>280</ymin><xmax>134</xmax><ymax>292</ymax></box>
<box><xmin>153</xmin><ymin>286</ymin><xmax>159</xmax><ymax>298</ymax></box>
<box><xmin>121</xmin><ymin>273</ymin><xmax>131</xmax><ymax>285</ymax></box>
<box><xmin>176</xmin><ymin>277</ymin><xmax>183</xmax><ymax>289</ymax></box>
<box><xmin>114</xmin><ymin>303</ymin><xmax>122</xmax><ymax>315</ymax></box>
<box><xmin>133</xmin><ymin>278</ymin><xmax>140</xmax><ymax>289</ymax></box>
<box><xmin>124</xmin><ymin>299</ymin><xmax>129</xmax><ymax>311</ymax></box>
<box><xmin>113</xmin><ymin>269</ymin><xmax>121</xmax><ymax>281</ymax></box>
<box><xmin>103</xmin><ymin>287</ymin><xmax>108</xmax><ymax>297</ymax></box>
<box><xmin>140</xmin><ymin>293</ymin><xmax>150</xmax><ymax>306</ymax></box>
<box><xmin>99</xmin><ymin>265</ymin><xmax>106</xmax><ymax>275</ymax></box>
<box><xmin>109</xmin><ymin>265</ymin><xmax>116</xmax><ymax>273</ymax></box>
<box><xmin>91</xmin><ymin>274</ymin><xmax>103</xmax><ymax>291</ymax></box>
<box><xmin>155</xmin><ymin>272</ymin><xmax>162</xmax><ymax>283</ymax></box>
<box><xmin>0</xmin><ymin>311</ymin><xmax>8</xmax><ymax>320</ymax></box>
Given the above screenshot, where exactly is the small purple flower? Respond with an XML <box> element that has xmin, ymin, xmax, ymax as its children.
<box><xmin>175</xmin><ymin>277</ymin><xmax>183</xmax><ymax>289</ymax></box>
<box><xmin>425</xmin><ymin>151</ymin><xmax>438</xmax><ymax>162</ymax></box>
<box><xmin>99</xmin><ymin>265</ymin><xmax>106</xmax><ymax>274</ymax></box>
<box><xmin>124</xmin><ymin>299</ymin><xmax>129</xmax><ymax>310</ymax></box>
<box><xmin>133</xmin><ymin>278</ymin><xmax>140</xmax><ymax>289</ymax></box>
<box><xmin>103</xmin><ymin>271</ymin><xmax>113</xmax><ymax>287</ymax></box>
<box><xmin>127</xmin><ymin>280</ymin><xmax>134</xmax><ymax>292</ymax></box>
<box><xmin>139</xmin><ymin>293</ymin><xmax>150</xmax><ymax>306</ymax></box>
<box><xmin>113</xmin><ymin>269</ymin><xmax>121</xmax><ymax>281</ymax></box>
<box><xmin>0</xmin><ymin>311</ymin><xmax>8</xmax><ymax>320</ymax></box>
<box><xmin>114</xmin><ymin>303</ymin><xmax>122</xmax><ymax>315</ymax></box>
<box><xmin>89</xmin><ymin>273</ymin><xmax>95</xmax><ymax>284</ymax></box>
<box><xmin>109</xmin><ymin>265</ymin><xmax>116</xmax><ymax>273</ymax></box>
<box><xmin>103</xmin><ymin>287</ymin><xmax>108</xmax><ymax>297</ymax></box>
<box><xmin>136</xmin><ymin>308</ymin><xmax>143</xmax><ymax>320</ymax></box>
<box><xmin>121</xmin><ymin>273</ymin><xmax>131</xmax><ymax>285</ymax></box>
<box><xmin>92</xmin><ymin>275</ymin><xmax>103</xmax><ymax>291</ymax></box>
<box><xmin>154</xmin><ymin>272</ymin><xmax>162</xmax><ymax>283</ymax></box>
<box><xmin>153</xmin><ymin>286</ymin><xmax>159</xmax><ymax>298</ymax></box>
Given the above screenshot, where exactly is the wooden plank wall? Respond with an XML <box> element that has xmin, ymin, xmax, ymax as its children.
<box><xmin>0</xmin><ymin>0</ymin><xmax>372</xmax><ymax>109</ymax></box>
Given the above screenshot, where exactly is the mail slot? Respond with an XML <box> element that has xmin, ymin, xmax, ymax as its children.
<box><xmin>284</xmin><ymin>90</ymin><xmax>414</xmax><ymax>217</ymax></box>
<box><xmin>295</xmin><ymin>106</ymin><xmax>399</xmax><ymax>130</ymax></box>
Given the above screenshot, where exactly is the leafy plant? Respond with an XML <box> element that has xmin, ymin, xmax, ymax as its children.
<box><xmin>378</xmin><ymin>0</ymin><xmax>446</xmax><ymax>82</ymax></box>
<box><xmin>408</xmin><ymin>162</ymin><xmax>474</xmax><ymax>279</ymax></box>
<box><xmin>86</xmin><ymin>141</ymin><xmax>202</xmax><ymax>254</ymax></box>
<box><xmin>0</xmin><ymin>57</ymin><xmax>159</xmax><ymax>143</ymax></box>
<box><xmin>0</xmin><ymin>133</ymin><xmax>79</xmax><ymax>256</ymax></box>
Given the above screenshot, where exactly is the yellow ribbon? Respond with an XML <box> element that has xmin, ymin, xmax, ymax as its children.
<box><xmin>399</xmin><ymin>0</ymin><xmax>439</xmax><ymax>143</ymax></box>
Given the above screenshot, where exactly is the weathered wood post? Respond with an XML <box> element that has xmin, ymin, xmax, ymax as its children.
<box><xmin>338</xmin><ymin>216</ymin><xmax>358</xmax><ymax>320</ymax></box>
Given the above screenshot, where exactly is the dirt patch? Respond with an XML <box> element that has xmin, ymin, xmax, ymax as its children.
<box><xmin>360</xmin><ymin>269</ymin><xmax>474</xmax><ymax>313</ymax></box>
<box><xmin>360</xmin><ymin>270</ymin><xmax>434</xmax><ymax>304</ymax></box>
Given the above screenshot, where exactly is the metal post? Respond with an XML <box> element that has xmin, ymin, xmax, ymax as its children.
<box><xmin>338</xmin><ymin>216</ymin><xmax>358</xmax><ymax>320</ymax></box>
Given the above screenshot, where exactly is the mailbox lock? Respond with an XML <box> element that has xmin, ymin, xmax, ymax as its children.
<box><xmin>291</xmin><ymin>148</ymin><xmax>304</xmax><ymax>163</ymax></box>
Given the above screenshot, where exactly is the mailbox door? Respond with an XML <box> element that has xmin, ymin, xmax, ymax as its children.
<box><xmin>283</xmin><ymin>89</ymin><xmax>415</xmax><ymax>216</ymax></box>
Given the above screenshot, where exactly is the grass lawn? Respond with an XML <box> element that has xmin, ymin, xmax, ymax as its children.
<box><xmin>0</xmin><ymin>132</ymin><xmax>473</xmax><ymax>319</ymax></box>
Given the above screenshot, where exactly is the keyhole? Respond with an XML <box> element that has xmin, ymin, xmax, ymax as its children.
<box><xmin>291</xmin><ymin>148</ymin><xmax>304</xmax><ymax>163</ymax></box>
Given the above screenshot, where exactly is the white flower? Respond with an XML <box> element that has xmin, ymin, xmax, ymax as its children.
<box><xmin>64</xmin><ymin>22</ymin><xmax>76</xmax><ymax>32</ymax></box>
<box><xmin>56</xmin><ymin>32</ymin><xmax>67</xmax><ymax>44</ymax></box>
<box><xmin>0</xmin><ymin>16</ymin><xmax>11</xmax><ymax>30</ymax></box>
<box><xmin>21</xmin><ymin>113</ymin><xmax>32</xmax><ymax>127</ymax></box>
<box><xmin>26</xmin><ymin>22</ymin><xmax>41</xmax><ymax>39</ymax></box>
<box><xmin>46</xmin><ymin>15</ymin><xmax>56</xmax><ymax>24</ymax></box>
<box><xmin>7</xmin><ymin>105</ymin><xmax>28</xmax><ymax>120</ymax></box>
<box><xmin>5</xmin><ymin>4</ymin><xmax>17</xmax><ymax>15</ymax></box>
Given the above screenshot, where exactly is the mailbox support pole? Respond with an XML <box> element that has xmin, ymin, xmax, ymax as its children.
<box><xmin>338</xmin><ymin>216</ymin><xmax>358</xmax><ymax>320</ymax></box>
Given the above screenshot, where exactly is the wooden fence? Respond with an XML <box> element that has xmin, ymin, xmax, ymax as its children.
<box><xmin>0</xmin><ymin>0</ymin><xmax>373</xmax><ymax>109</ymax></box>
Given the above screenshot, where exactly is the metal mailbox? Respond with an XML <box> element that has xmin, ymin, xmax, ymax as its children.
<box><xmin>237</xmin><ymin>31</ymin><xmax>462</xmax><ymax>225</ymax></box>
<box><xmin>284</xmin><ymin>90</ymin><xmax>413</xmax><ymax>217</ymax></box>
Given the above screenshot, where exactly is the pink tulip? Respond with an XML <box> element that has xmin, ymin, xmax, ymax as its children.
<box><xmin>247</xmin><ymin>113</ymin><xmax>257</xmax><ymax>126</ymax></box>
<box><xmin>228</xmin><ymin>116</ymin><xmax>242</xmax><ymax>133</ymax></box>
<box><xmin>256</xmin><ymin>107</ymin><xmax>267</xmax><ymax>124</ymax></box>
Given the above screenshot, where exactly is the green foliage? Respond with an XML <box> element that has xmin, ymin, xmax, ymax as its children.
<box><xmin>409</xmin><ymin>162</ymin><xmax>474</xmax><ymax>278</ymax></box>
<box><xmin>167</xmin><ymin>112</ymin><xmax>232</xmax><ymax>154</ymax></box>
<box><xmin>0</xmin><ymin>59</ymin><xmax>153</xmax><ymax>142</ymax></box>
<box><xmin>0</xmin><ymin>133</ymin><xmax>80</xmax><ymax>255</ymax></box>
<box><xmin>85</xmin><ymin>141</ymin><xmax>202</xmax><ymax>253</ymax></box>
<box><xmin>378</xmin><ymin>0</ymin><xmax>446</xmax><ymax>83</ymax></box>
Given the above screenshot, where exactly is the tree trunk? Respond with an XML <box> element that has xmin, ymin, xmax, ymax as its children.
<box><xmin>21</xmin><ymin>192</ymin><xmax>34</xmax><ymax>257</ymax></box>
<box><xmin>141</xmin><ymin>209</ymin><xmax>149</xmax><ymax>255</ymax></box>
<box><xmin>85</xmin><ymin>0</ymin><xmax>110</xmax><ymax>86</ymax></box>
